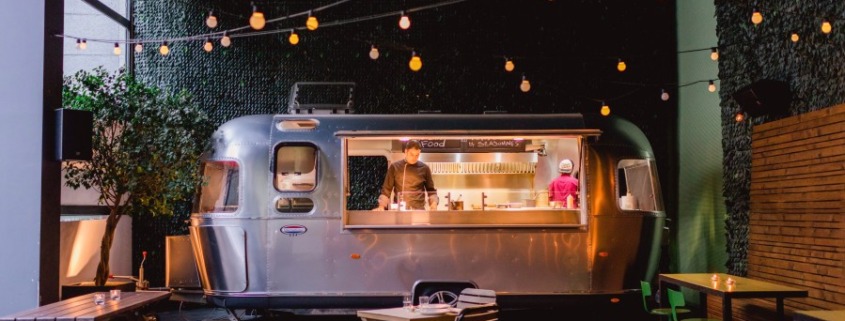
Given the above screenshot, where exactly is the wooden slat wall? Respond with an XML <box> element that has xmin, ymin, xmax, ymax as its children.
<box><xmin>708</xmin><ymin>104</ymin><xmax>845</xmax><ymax>321</ymax></box>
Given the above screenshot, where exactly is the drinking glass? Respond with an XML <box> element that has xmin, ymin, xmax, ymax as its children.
<box><xmin>109</xmin><ymin>289</ymin><xmax>121</xmax><ymax>301</ymax></box>
<box><xmin>418</xmin><ymin>295</ymin><xmax>430</xmax><ymax>307</ymax></box>
<box><xmin>93</xmin><ymin>293</ymin><xmax>105</xmax><ymax>305</ymax></box>
<box><xmin>402</xmin><ymin>293</ymin><xmax>412</xmax><ymax>310</ymax></box>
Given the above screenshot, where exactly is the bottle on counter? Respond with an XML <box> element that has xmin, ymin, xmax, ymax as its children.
<box><xmin>566</xmin><ymin>194</ymin><xmax>575</xmax><ymax>209</ymax></box>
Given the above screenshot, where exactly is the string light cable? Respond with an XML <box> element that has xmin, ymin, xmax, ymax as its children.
<box><xmin>57</xmin><ymin>0</ymin><xmax>468</xmax><ymax>47</ymax></box>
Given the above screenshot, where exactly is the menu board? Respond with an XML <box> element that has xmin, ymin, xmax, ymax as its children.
<box><xmin>466</xmin><ymin>139</ymin><xmax>526</xmax><ymax>151</ymax></box>
<box><xmin>401</xmin><ymin>139</ymin><xmax>526</xmax><ymax>153</ymax></box>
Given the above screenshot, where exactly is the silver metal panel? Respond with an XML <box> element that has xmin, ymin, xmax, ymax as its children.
<box><xmin>264</xmin><ymin>218</ymin><xmax>591</xmax><ymax>294</ymax></box>
<box><xmin>189</xmin><ymin>225</ymin><xmax>248</xmax><ymax>292</ymax></box>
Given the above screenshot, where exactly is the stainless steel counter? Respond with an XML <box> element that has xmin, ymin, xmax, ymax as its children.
<box><xmin>344</xmin><ymin>208</ymin><xmax>583</xmax><ymax>229</ymax></box>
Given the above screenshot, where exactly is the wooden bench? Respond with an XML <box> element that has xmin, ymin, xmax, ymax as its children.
<box><xmin>794</xmin><ymin>310</ymin><xmax>845</xmax><ymax>321</ymax></box>
<box><xmin>1</xmin><ymin>291</ymin><xmax>170</xmax><ymax>321</ymax></box>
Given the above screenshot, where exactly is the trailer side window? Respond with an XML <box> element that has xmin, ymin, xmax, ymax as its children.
<box><xmin>198</xmin><ymin>161</ymin><xmax>240</xmax><ymax>213</ymax></box>
<box><xmin>617</xmin><ymin>159</ymin><xmax>662</xmax><ymax>211</ymax></box>
<box><xmin>274</xmin><ymin>144</ymin><xmax>318</xmax><ymax>192</ymax></box>
<box><xmin>275</xmin><ymin>197</ymin><xmax>314</xmax><ymax>213</ymax></box>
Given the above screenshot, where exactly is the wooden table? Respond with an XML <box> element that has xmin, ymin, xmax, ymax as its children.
<box><xmin>794</xmin><ymin>310</ymin><xmax>845</xmax><ymax>321</ymax></box>
<box><xmin>0</xmin><ymin>291</ymin><xmax>171</xmax><ymax>321</ymax></box>
<box><xmin>357</xmin><ymin>307</ymin><xmax>457</xmax><ymax>321</ymax></box>
<box><xmin>659</xmin><ymin>273</ymin><xmax>807</xmax><ymax>321</ymax></box>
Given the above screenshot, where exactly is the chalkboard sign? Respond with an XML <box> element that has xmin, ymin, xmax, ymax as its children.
<box><xmin>392</xmin><ymin>139</ymin><xmax>526</xmax><ymax>153</ymax></box>
<box><xmin>465</xmin><ymin>139</ymin><xmax>526</xmax><ymax>152</ymax></box>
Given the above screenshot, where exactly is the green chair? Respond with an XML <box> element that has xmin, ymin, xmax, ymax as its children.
<box><xmin>641</xmin><ymin>281</ymin><xmax>689</xmax><ymax>319</ymax></box>
<box><xmin>667</xmin><ymin>288</ymin><xmax>720</xmax><ymax>321</ymax></box>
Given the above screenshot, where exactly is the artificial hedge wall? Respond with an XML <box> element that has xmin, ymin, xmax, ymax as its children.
<box><xmin>130</xmin><ymin>0</ymin><xmax>677</xmax><ymax>287</ymax></box>
<box><xmin>715</xmin><ymin>0</ymin><xmax>845</xmax><ymax>275</ymax></box>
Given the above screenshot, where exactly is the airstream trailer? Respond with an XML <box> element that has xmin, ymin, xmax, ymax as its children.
<box><xmin>190</xmin><ymin>113</ymin><xmax>664</xmax><ymax>317</ymax></box>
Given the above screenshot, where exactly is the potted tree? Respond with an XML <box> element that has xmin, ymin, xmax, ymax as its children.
<box><xmin>61</xmin><ymin>67</ymin><xmax>211</xmax><ymax>295</ymax></box>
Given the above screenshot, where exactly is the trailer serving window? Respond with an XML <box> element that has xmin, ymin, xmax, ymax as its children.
<box><xmin>341</xmin><ymin>134</ymin><xmax>590</xmax><ymax>229</ymax></box>
<box><xmin>197</xmin><ymin>160</ymin><xmax>240</xmax><ymax>213</ymax></box>
<box><xmin>616</xmin><ymin>159</ymin><xmax>662</xmax><ymax>211</ymax></box>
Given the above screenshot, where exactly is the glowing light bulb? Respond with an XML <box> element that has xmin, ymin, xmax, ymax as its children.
<box><xmin>399</xmin><ymin>12</ymin><xmax>411</xmax><ymax>30</ymax></box>
<box><xmin>519</xmin><ymin>75</ymin><xmax>531</xmax><ymax>92</ymax></box>
<box><xmin>751</xmin><ymin>10</ymin><xmax>762</xmax><ymax>25</ymax></box>
<box><xmin>710</xmin><ymin>48</ymin><xmax>719</xmax><ymax>61</ymax></box>
<box><xmin>75</xmin><ymin>38</ymin><xmax>81</xmax><ymax>50</ymax></box>
<box><xmin>600</xmin><ymin>102</ymin><xmax>610</xmax><ymax>116</ymax></box>
<box><xmin>206</xmin><ymin>11</ymin><xmax>218</xmax><ymax>28</ymax></box>
<box><xmin>289</xmin><ymin>31</ymin><xmax>300</xmax><ymax>45</ymax></box>
<box><xmin>822</xmin><ymin>19</ymin><xmax>832</xmax><ymax>34</ymax></box>
<box><xmin>79</xmin><ymin>39</ymin><xmax>87</xmax><ymax>50</ymax></box>
<box><xmin>504</xmin><ymin>59</ymin><xmax>515</xmax><ymax>72</ymax></box>
<box><xmin>708</xmin><ymin>80</ymin><xmax>716</xmax><ymax>92</ymax></box>
<box><xmin>159</xmin><ymin>42</ymin><xmax>170</xmax><ymax>55</ymax></box>
<box><xmin>617</xmin><ymin>59</ymin><xmax>626</xmax><ymax>72</ymax></box>
<box><xmin>660</xmin><ymin>89</ymin><xmax>669</xmax><ymax>101</ymax></box>
<box><xmin>113</xmin><ymin>43</ymin><xmax>121</xmax><ymax>55</ymax></box>
<box><xmin>221</xmin><ymin>32</ymin><xmax>231</xmax><ymax>47</ymax></box>
<box><xmin>134</xmin><ymin>43</ymin><xmax>143</xmax><ymax>53</ymax></box>
<box><xmin>203</xmin><ymin>38</ymin><xmax>213</xmax><ymax>52</ymax></box>
<box><xmin>735</xmin><ymin>112</ymin><xmax>745</xmax><ymax>122</ymax></box>
<box><xmin>306</xmin><ymin>15</ymin><xmax>319</xmax><ymax>31</ymax></box>
<box><xmin>790</xmin><ymin>32</ymin><xmax>800</xmax><ymax>42</ymax></box>
<box><xmin>369</xmin><ymin>45</ymin><xmax>380</xmax><ymax>60</ymax></box>
<box><xmin>409</xmin><ymin>51</ymin><xmax>422</xmax><ymax>71</ymax></box>
<box><xmin>250</xmin><ymin>5</ymin><xmax>265</xmax><ymax>30</ymax></box>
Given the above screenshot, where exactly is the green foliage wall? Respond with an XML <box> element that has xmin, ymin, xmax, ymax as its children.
<box><xmin>715</xmin><ymin>0</ymin><xmax>845</xmax><ymax>275</ymax></box>
<box><xmin>130</xmin><ymin>0</ymin><xmax>677</xmax><ymax>286</ymax></box>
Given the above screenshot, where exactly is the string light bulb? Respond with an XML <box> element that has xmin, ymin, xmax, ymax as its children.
<box><xmin>289</xmin><ymin>30</ymin><xmax>300</xmax><ymax>45</ymax></box>
<box><xmin>735</xmin><ymin>112</ymin><xmax>745</xmax><ymax>122</ymax></box>
<box><xmin>399</xmin><ymin>11</ymin><xmax>411</xmax><ymax>30</ymax></box>
<box><xmin>221</xmin><ymin>32</ymin><xmax>232</xmax><ymax>47</ymax></box>
<box><xmin>75</xmin><ymin>38</ymin><xmax>82</xmax><ymax>50</ymax></box>
<box><xmin>369</xmin><ymin>45</ymin><xmax>379</xmax><ymax>60</ymax></box>
<box><xmin>600</xmin><ymin>102</ymin><xmax>610</xmax><ymax>116</ymax></box>
<box><xmin>519</xmin><ymin>75</ymin><xmax>531</xmax><ymax>92</ymax></box>
<box><xmin>710</xmin><ymin>48</ymin><xmax>719</xmax><ymax>61</ymax></box>
<box><xmin>504</xmin><ymin>58</ymin><xmax>515</xmax><ymax>72</ymax></box>
<box><xmin>409</xmin><ymin>51</ymin><xmax>422</xmax><ymax>71</ymax></box>
<box><xmin>159</xmin><ymin>41</ymin><xmax>170</xmax><ymax>56</ymax></box>
<box><xmin>822</xmin><ymin>19</ymin><xmax>832</xmax><ymax>34</ymax></box>
<box><xmin>250</xmin><ymin>4</ymin><xmax>266</xmax><ymax>30</ymax></box>
<box><xmin>617</xmin><ymin>59</ymin><xmax>626</xmax><ymax>72</ymax></box>
<box><xmin>790</xmin><ymin>32</ymin><xmax>800</xmax><ymax>42</ymax></box>
<box><xmin>751</xmin><ymin>9</ymin><xmax>762</xmax><ymax>25</ymax></box>
<box><xmin>306</xmin><ymin>12</ymin><xmax>319</xmax><ymax>30</ymax></box>
<box><xmin>660</xmin><ymin>89</ymin><xmax>669</xmax><ymax>101</ymax></box>
<box><xmin>206</xmin><ymin>11</ymin><xmax>218</xmax><ymax>29</ymax></box>
<box><xmin>79</xmin><ymin>39</ymin><xmax>87</xmax><ymax>50</ymax></box>
<box><xmin>708</xmin><ymin>80</ymin><xmax>716</xmax><ymax>92</ymax></box>
<box><xmin>113</xmin><ymin>43</ymin><xmax>121</xmax><ymax>55</ymax></box>
<box><xmin>134</xmin><ymin>43</ymin><xmax>143</xmax><ymax>53</ymax></box>
<box><xmin>203</xmin><ymin>38</ymin><xmax>213</xmax><ymax>52</ymax></box>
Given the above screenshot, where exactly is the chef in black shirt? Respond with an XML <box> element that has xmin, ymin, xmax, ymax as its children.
<box><xmin>374</xmin><ymin>140</ymin><xmax>438</xmax><ymax>210</ymax></box>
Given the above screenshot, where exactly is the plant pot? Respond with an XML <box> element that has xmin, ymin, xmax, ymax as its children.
<box><xmin>61</xmin><ymin>280</ymin><xmax>135</xmax><ymax>300</ymax></box>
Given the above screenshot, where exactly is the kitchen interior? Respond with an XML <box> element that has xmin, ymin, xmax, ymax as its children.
<box><xmin>344</xmin><ymin>136</ymin><xmax>584</xmax><ymax>228</ymax></box>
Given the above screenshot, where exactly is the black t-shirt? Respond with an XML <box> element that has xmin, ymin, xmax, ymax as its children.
<box><xmin>380</xmin><ymin>159</ymin><xmax>437</xmax><ymax>209</ymax></box>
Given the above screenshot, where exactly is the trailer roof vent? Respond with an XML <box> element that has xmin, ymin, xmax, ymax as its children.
<box><xmin>277</xmin><ymin>119</ymin><xmax>319</xmax><ymax>131</ymax></box>
<box><xmin>288</xmin><ymin>82</ymin><xmax>355</xmax><ymax>114</ymax></box>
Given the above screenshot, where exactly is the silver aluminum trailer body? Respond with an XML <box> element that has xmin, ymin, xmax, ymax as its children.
<box><xmin>189</xmin><ymin>113</ymin><xmax>664</xmax><ymax>311</ymax></box>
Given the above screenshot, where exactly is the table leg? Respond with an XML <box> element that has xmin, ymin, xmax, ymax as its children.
<box><xmin>722</xmin><ymin>297</ymin><xmax>732</xmax><ymax>321</ymax></box>
<box><xmin>698</xmin><ymin>292</ymin><xmax>708</xmax><ymax>318</ymax></box>
<box><xmin>777</xmin><ymin>297</ymin><xmax>784</xmax><ymax>321</ymax></box>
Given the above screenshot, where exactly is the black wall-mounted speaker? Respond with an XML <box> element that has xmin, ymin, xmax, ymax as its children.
<box><xmin>731</xmin><ymin>79</ymin><xmax>791</xmax><ymax>117</ymax></box>
<box><xmin>55</xmin><ymin>109</ymin><xmax>93</xmax><ymax>161</ymax></box>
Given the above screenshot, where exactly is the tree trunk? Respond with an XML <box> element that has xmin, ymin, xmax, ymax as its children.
<box><xmin>94</xmin><ymin>208</ymin><xmax>121</xmax><ymax>286</ymax></box>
